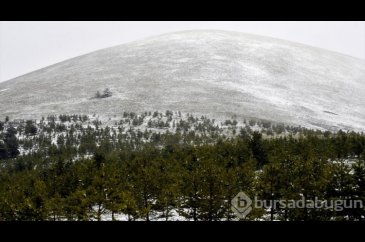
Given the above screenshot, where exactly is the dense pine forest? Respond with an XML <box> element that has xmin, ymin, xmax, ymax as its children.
<box><xmin>0</xmin><ymin>111</ymin><xmax>364</xmax><ymax>221</ymax></box>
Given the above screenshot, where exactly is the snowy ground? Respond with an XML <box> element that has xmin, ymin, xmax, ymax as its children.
<box><xmin>97</xmin><ymin>209</ymin><xmax>188</xmax><ymax>221</ymax></box>
<box><xmin>1</xmin><ymin>30</ymin><xmax>364</xmax><ymax>132</ymax></box>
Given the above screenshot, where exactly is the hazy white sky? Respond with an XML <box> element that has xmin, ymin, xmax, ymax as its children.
<box><xmin>1</xmin><ymin>21</ymin><xmax>365</xmax><ymax>83</ymax></box>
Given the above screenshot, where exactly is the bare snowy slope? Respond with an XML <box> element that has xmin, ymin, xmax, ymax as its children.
<box><xmin>1</xmin><ymin>30</ymin><xmax>365</xmax><ymax>131</ymax></box>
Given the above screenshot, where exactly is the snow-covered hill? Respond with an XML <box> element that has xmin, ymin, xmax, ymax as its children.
<box><xmin>1</xmin><ymin>30</ymin><xmax>365</xmax><ymax>131</ymax></box>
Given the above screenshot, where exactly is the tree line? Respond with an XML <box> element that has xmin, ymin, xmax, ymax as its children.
<box><xmin>0</xmin><ymin>124</ymin><xmax>364</xmax><ymax>220</ymax></box>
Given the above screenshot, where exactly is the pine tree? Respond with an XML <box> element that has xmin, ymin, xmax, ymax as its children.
<box><xmin>180</xmin><ymin>151</ymin><xmax>203</xmax><ymax>221</ymax></box>
<box><xmin>291</xmin><ymin>157</ymin><xmax>331</xmax><ymax>220</ymax></box>
<box><xmin>154</xmin><ymin>158</ymin><xmax>181</xmax><ymax>221</ymax></box>
<box><xmin>129</xmin><ymin>156</ymin><xmax>159</xmax><ymax>221</ymax></box>
<box><xmin>352</xmin><ymin>159</ymin><xmax>365</xmax><ymax>220</ymax></box>
<box><xmin>257</xmin><ymin>160</ymin><xmax>282</xmax><ymax>221</ymax></box>
<box><xmin>0</xmin><ymin>141</ymin><xmax>7</xmax><ymax>159</ymax></box>
<box><xmin>223</xmin><ymin>160</ymin><xmax>257</xmax><ymax>220</ymax></box>
<box><xmin>102</xmin><ymin>88</ymin><xmax>112</xmax><ymax>98</ymax></box>
<box><xmin>64</xmin><ymin>189</ymin><xmax>90</xmax><ymax>221</ymax></box>
<box><xmin>249</xmin><ymin>131</ymin><xmax>269</xmax><ymax>167</ymax></box>
<box><xmin>25</xmin><ymin>120</ymin><xmax>37</xmax><ymax>135</ymax></box>
<box><xmin>326</xmin><ymin>159</ymin><xmax>357</xmax><ymax>220</ymax></box>
<box><xmin>4</xmin><ymin>126</ymin><xmax>19</xmax><ymax>158</ymax></box>
<box><xmin>45</xmin><ymin>193</ymin><xmax>64</xmax><ymax>221</ymax></box>
<box><xmin>197</xmin><ymin>159</ymin><xmax>225</xmax><ymax>221</ymax></box>
<box><xmin>95</xmin><ymin>91</ymin><xmax>101</xmax><ymax>98</ymax></box>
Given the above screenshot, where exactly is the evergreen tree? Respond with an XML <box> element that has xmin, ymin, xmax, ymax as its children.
<box><xmin>4</xmin><ymin>127</ymin><xmax>19</xmax><ymax>158</ymax></box>
<box><xmin>64</xmin><ymin>189</ymin><xmax>90</xmax><ymax>221</ymax></box>
<box><xmin>180</xmin><ymin>151</ymin><xmax>203</xmax><ymax>221</ymax></box>
<box><xmin>95</xmin><ymin>91</ymin><xmax>101</xmax><ymax>98</ymax></box>
<box><xmin>0</xmin><ymin>141</ymin><xmax>7</xmax><ymax>159</ymax></box>
<box><xmin>129</xmin><ymin>156</ymin><xmax>159</xmax><ymax>221</ymax></box>
<box><xmin>249</xmin><ymin>131</ymin><xmax>269</xmax><ymax>167</ymax></box>
<box><xmin>327</xmin><ymin>160</ymin><xmax>356</xmax><ymax>220</ymax></box>
<box><xmin>257</xmin><ymin>160</ymin><xmax>282</xmax><ymax>221</ymax></box>
<box><xmin>352</xmin><ymin>159</ymin><xmax>365</xmax><ymax>220</ymax></box>
<box><xmin>195</xmin><ymin>158</ymin><xmax>225</xmax><ymax>221</ymax></box>
<box><xmin>290</xmin><ymin>157</ymin><xmax>331</xmax><ymax>220</ymax></box>
<box><xmin>154</xmin><ymin>158</ymin><xmax>181</xmax><ymax>221</ymax></box>
<box><xmin>25</xmin><ymin>120</ymin><xmax>37</xmax><ymax>135</ymax></box>
<box><xmin>102</xmin><ymin>88</ymin><xmax>112</xmax><ymax>98</ymax></box>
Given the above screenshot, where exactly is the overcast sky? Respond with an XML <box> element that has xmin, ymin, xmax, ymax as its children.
<box><xmin>1</xmin><ymin>21</ymin><xmax>365</xmax><ymax>83</ymax></box>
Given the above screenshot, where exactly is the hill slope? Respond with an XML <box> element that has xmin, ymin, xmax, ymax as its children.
<box><xmin>1</xmin><ymin>30</ymin><xmax>365</xmax><ymax>131</ymax></box>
